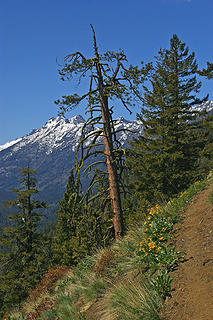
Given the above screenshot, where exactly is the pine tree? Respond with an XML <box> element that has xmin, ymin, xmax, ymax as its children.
<box><xmin>52</xmin><ymin>170</ymin><xmax>82</xmax><ymax>265</ymax></box>
<box><xmin>127</xmin><ymin>35</ymin><xmax>208</xmax><ymax>208</ymax></box>
<box><xmin>0</xmin><ymin>167</ymin><xmax>48</xmax><ymax>316</ymax></box>
<box><xmin>55</xmin><ymin>26</ymin><xmax>144</xmax><ymax>240</ymax></box>
<box><xmin>198</xmin><ymin>61</ymin><xmax>213</xmax><ymax>79</ymax></box>
<box><xmin>52</xmin><ymin>169</ymin><xmax>113</xmax><ymax>266</ymax></box>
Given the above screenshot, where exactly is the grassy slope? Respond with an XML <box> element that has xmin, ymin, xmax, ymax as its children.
<box><xmin>7</xmin><ymin>171</ymin><xmax>213</xmax><ymax>320</ymax></box>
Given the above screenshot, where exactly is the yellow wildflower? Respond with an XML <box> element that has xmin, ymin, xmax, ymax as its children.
<box><xmin>149</xmin><ymin>207</ymin><xmax>155</xmax><ymax>215</ymax></box>
<box><xmin>159</xmin><ymin>237</ymin><xmax>163</xmax><ymax>241</ymax></box>
<box><xmin>148</xmin><ymin>241</ymin><xmax>156</xmax><ymax>249</ymax></box>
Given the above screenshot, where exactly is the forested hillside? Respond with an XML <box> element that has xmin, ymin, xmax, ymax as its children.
<box><xmin>0</xmin><ymin>32</ymin><xmax>212</xmax><ymax>319</ymax></box>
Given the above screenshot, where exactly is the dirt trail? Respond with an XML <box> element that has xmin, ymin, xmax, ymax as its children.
<box><xmin>165</xmin><ymin>184</ymin><xmax>213</xmax><ymax>320</ymax></box>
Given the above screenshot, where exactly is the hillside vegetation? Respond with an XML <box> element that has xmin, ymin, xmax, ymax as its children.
<box><xmin>5</xmin><ymin>172</ymin><xmax>212</xmax><ymax>320</ymax></box>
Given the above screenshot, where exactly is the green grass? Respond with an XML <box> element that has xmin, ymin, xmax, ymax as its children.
<box><xmin>107</xmin><ymin>277</ymin><xmax>162</xmax><ymax>320</ymax></box>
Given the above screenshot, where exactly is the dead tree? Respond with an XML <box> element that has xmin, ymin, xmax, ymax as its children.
<box><xmin>55</xmin><ymin>26</ymin><xmax>145</xmax><ymax>240</ymax></box>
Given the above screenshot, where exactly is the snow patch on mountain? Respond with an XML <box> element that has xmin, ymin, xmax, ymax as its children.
<box><xmin>191</xmin><ymin>100</ymin><xmax>213</xmax><ymax>113</ymax></box>
<box><xmin>5</xmin><ymin>116</ymin><xmax>86</xmax><ymax>155</ymax></box>
<box><xmin>0</xmin><ymin>138</ymin><xmax>22</xmax><ymax>152</ymax></box>
<box><xmin>1</xmin><ymin>101</ymin><xmax>212</xmax><ymax>155</ymax></box>
<box><xmin>0</xmin><ymin>115</ymin><xmax>143</xmax><ymax>156</ymax></box>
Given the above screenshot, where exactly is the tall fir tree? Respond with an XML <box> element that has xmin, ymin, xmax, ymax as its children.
<box><xmin>0</xmin><ymin>167</ymin><xmax>48</xmax><ymax>317</ymax></box>
<box><xmin>127</xmin><ymin>35</ymin><xmax>209</xmax><ymax>208</ymax></box>
<box><xmin>52</xmin><ymin>170</ymin><xmax>82</xmax><ymax>265</ymax></box>
<box><xmin>52</xmin><ymin>169</ymin><xmax>113</xmax><ymax>266</ymax></box>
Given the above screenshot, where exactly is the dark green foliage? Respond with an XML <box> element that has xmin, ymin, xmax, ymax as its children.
<box><xmin>150</xmin><ymin>270</ymin><xmax>173</xmax><ymax>300</ymax></box>
<box><xmin>119</xmin><ymin>168</ymin><xmax>139</xmax><ymax>227</ymax></box>
<box><xmin>198</xmin><ymin>114</ymin><xmax>213</xmax><ymax>170</ymax></box>
<box><xmin>52</xmin><ymin>170</ymin><xmax>81</xmax><ymax>265</ymax></box>
<box><xmin>198</xmin><ymin>61</ymin><xmax>213</xmax><ymax>79</ymax></box>
<box><xmin>127</xmin><ymin>34</ymin><xmax>209</xmax><ymax>209</ymax></box>
<box><xmin>52</xmin><ymin>169</ymin><xmax>113</xmax><ymax>266</ymax></box>
<box><xmin>0</xmin><ymin>167</ymin><xmax>48</xmax><ymax>317</ymax></box>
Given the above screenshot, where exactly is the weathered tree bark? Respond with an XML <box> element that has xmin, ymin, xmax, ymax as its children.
<box><xmin>93</xmin><ymin>33</ymin><xmax>123</xmax><ymax>240</ymax></box>
<box><xmin>100</xmin><ymin>94</ymin><xmax>123</xmax><ymax>240</ymax></box>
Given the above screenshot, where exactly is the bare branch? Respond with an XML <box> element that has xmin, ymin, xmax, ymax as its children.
<box><xmin>120</xmin><ymin>96</ymin><xmax>132</xmax><ymax>114</ymax></box>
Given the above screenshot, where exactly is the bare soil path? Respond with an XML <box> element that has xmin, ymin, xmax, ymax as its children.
<box><xmin>165</xmin><ymin>184</ymin><xmax>213</xmax><ymax>320</ymax></box>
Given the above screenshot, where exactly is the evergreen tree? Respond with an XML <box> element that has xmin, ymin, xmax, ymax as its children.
<box><xmin>52</xmin><ymin>170</ymin><xmax>82</xmax><ymax>265</ymax></box>
<box><xmin>0</xmin><ymin>167</ymin><xmax>48</xmax><ymax>316</ymax></box>
<box><xmin>127</xmin><ymin>35</ymin><xmax>208</xmax><ymax>208</ymax></box>
<box><xmin>198</xmin><ymin>61</ymin><xmax>213</xmax><ymax>79</ymax></box>
<box><xmin>197</xmin><ymin>61</ymin><xmax>213</xmax><ymax>168</ymax></box>
<box><xmin>52</xmin><ymin>169</ymin><xmax>113</xmax><ymax>266</ymax></box>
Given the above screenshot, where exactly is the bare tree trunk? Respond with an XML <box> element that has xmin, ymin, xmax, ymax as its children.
<box><xmin>92</xmin><ymin>34</ymin><xmax>123</xmax><ymax>240</ymax></box>
<box><xmin>100</xmin><ymin>94</ymin><xmax>123</xmax><ymax>240</ymax></box>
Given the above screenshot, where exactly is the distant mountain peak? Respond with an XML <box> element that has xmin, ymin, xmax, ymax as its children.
<box><xmin>115</xmin><ymin>116</ymin><xmax>130</xmax><ymax>123</ymax></box>
<box><xmin>70</xmin><ymin>115</ymin><xmax>85</xmax><ymax>124</ymax></box>
<box><xmin>0</xmin><ymin>113</ymin><xmax>144</xmax><ymax>208</ymax></box>
<box><xmin>198</xmin><ymin>100</ymin><xmax>213</xmax><ymax>112</ymax></box>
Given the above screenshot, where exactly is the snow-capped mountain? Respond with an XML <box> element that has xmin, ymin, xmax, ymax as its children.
<box><xmin>0</xmin><ymin>115</ymin><xmax>86</xmax><ymax>154</ymax></box>
<box><xmin>0</xmin><ymin>100</ymin><xmax>212</xmax><ymax>225</ymax></box>
<box><xmin>192</xmin><ymin>100</ymin><xmax>213</xmax><ymax>113</ymax></box>
<box><xmin>0</xmin><ymin>115</ymin><xmax>142</xmax><ymax>155</ymax></box>
<box><xmin>0</xmin><ymin>115</ymin><xmax>143</xmax><ymax>213</ymax></box>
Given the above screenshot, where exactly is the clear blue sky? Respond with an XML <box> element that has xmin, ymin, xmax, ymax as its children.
<box><xmin>0</xmin><ymin>0</ymin><xmax>212</xmax><ymax>145</ymax></box>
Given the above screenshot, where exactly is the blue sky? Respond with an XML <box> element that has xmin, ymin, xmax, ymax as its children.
<box><xmin>0</xmin><ymin>0</ymin><xmax>212</xmax><ymax>144</ymax></box>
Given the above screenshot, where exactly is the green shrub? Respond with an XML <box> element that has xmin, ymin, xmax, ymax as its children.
<box><xmin>150</xmin><ymin>270</ymin><xmax>173</xmax><ymax>300</ymax></box>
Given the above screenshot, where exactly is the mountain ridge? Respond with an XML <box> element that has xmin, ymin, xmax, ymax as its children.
<box><xmin>1</xmin><ymin>100</ymin><xmax>212</xmax><ymax>152</ymax></box>
<box><xmin>0</xmin><ymin>115</ymin><xmax>143</xmax><ymax>224</ymax></box>
<box><xmin>0</xmin><ymin>115</ymin><xmax>142</xmax><ymax>153</ymax></box>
